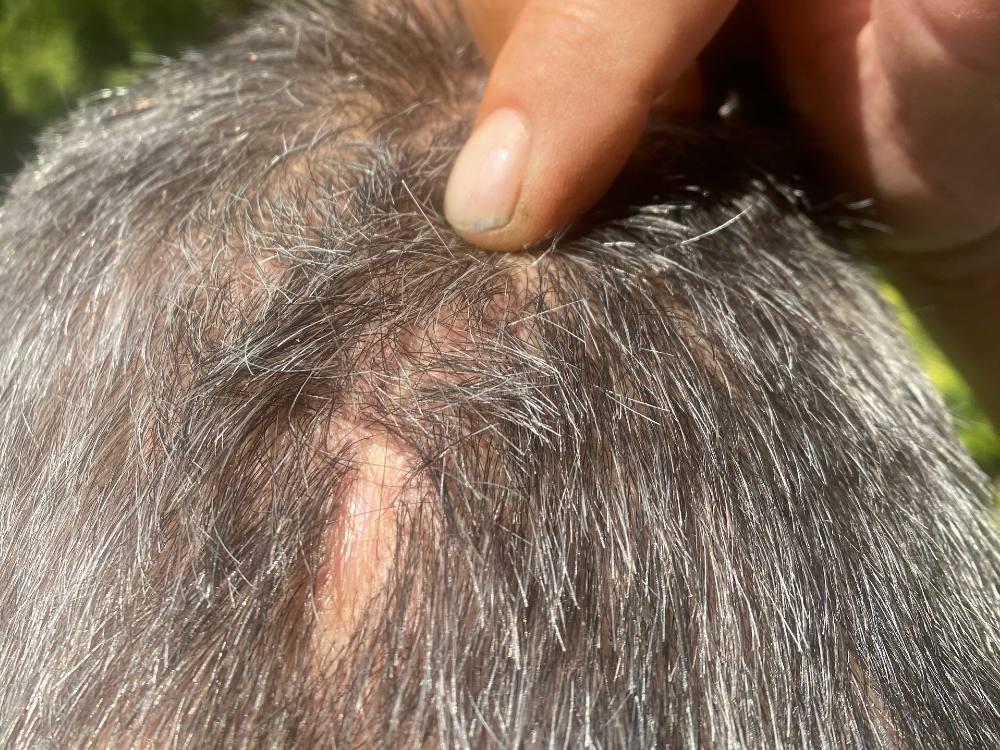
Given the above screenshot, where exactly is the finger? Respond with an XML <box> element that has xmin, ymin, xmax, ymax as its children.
<box><xmin>869</xmin><ymin>0</ymin><xmax>1000</xmax><ymax>243</ymax></box>
<box><xmin>883</xmin><ymin>0</ymin><xmax>1000</xmax><ymax>72</ymax></box>
<box><xmin>650</xmin><ymin>63</ymin><xmax>706</xmax><ymax>117</ymax></box>
<box><xmin>457</xmin><ymin>0</ymin><xmax>526</xmax><ymax>63</ymax></box>
<box><xmin>445</xmin><ymin>0</ymin><xmax>737</xmax><ymax>251</ymax></box>
<box><xmin>460</xmin><ymin>1</ymin><xmax>706</xmax><ymax>113</ymax></box>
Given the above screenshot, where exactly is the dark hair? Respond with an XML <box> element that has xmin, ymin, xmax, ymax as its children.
<box><xmin>1</xmin><ymin>2</ymin><xmax>999</xmax><ymax>748</ymax></box>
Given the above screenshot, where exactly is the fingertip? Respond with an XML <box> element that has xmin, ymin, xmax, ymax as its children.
<box><xmin>444</xmin><ymin>108</ymin><xmax>532</xmax><ymax>245</ymax></box>
<box><xmin>445</xmin><ymin>107</ymin><xmax>641</xmax><ymax>252</ymax></box>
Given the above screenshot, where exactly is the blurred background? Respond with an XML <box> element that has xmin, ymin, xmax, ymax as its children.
<box><xmin>0</xmin><ymin>0</ymin><xmax>247</xmax><ymax>175</ymax></box>
<box><xmin>2</xmin><ymin>0</ymin><xmax>998</xmax><ymax>485</ymax></box>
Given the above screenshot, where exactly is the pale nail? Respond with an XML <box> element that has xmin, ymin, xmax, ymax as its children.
<box><xmin>445</xmin><ymin>108</ymin><xmax>530</xmax><ymax>234</ymax></box>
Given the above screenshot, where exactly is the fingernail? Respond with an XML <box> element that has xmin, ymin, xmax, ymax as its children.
<box><xmin>445</xmin><ymin>108</ymin><xmax>530</xmax><ymax>234</ymax></box>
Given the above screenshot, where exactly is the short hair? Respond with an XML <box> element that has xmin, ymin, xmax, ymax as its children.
<box><xmin>2</xmin><ymin>2</ymin><xmax>999</xmax><ymax>748</ymax></box>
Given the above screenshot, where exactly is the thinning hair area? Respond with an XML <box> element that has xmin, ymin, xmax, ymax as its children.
<box><xmin>1</xmin><ymin>1</ymin><xmax>999</xmax><ymax>748</ymax></box>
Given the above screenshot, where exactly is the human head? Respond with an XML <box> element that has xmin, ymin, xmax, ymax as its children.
<box><xmin>1</xmin><ymin>2</ymin><xmax>999</xmax><ymax>747</ymax></box>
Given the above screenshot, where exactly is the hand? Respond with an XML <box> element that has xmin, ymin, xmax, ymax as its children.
<box><xmin>445</xmin><ymin>0</ymin><xmax>1000</xmax><ymax>253</ymax></box>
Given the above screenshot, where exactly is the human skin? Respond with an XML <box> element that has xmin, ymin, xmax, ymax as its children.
<box><xmin>4</xmin><ymin>3</ymin><xmax>1000</xmax><ymax>742</ymax></box>
<box><xmin>444</xmin><ymin>0</ymin><xmax>1000</xmax><ymax>426</ymax></box>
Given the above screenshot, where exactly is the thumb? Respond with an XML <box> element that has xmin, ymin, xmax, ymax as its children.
<box><xmin>446</xmin><ymin>0</ymin><xmax>736</xmax><ymax>251</ymax></box>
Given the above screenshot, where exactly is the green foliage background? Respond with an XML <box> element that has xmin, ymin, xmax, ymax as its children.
<box><xmin>0</xmin><ymin>0</ymin><xmax>247</xmax><ymax>175</ymax></box>
<box><xmin>2</xmin><ymin>0</ymin><xmax>998</xmax><ymax>482</ymax></box>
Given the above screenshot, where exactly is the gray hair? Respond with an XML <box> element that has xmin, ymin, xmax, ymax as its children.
<box><xmin>1</xmin><ymin>2</ymin><xmax>999</xmax><ymax>748</ymax></box>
